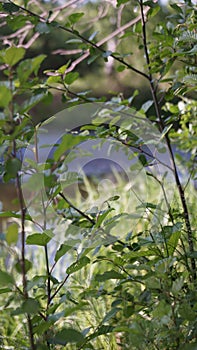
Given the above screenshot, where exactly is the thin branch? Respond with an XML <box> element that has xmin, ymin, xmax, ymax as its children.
<box><xmin>49</xmin><ymin>273</ymin><xmax>70</xmax><ymax>303</ymax></box>
<box><xmin>139</xmin><ymin>0</ymin><xmax>196</xmax><ymax>280</ymax></box>
<box><xmin>59</xmin><ymin>192</ymin><xmax>95</xmax><ymax>225</ymax></box>
<box><xmin>8</xmin><ymin>0</ymin><xmax>149</xmax><ymax>80</ymax></box>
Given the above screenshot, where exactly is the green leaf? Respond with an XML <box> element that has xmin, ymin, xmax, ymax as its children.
<box><xmin>26</xmin><ymin>230</ymin><xmax>53</xmax><ymax>246</ymax></box>
<box><xmin>108</xmin><ymin>195</ymin><xmax>120</xmax><ymax>201</ymax></box>
<box><xmin>96</xmin><ymin>208</ymin><xmax>114</xmax><ymax>228</ymax></box>
<box><xmin>159</xmin><ymin>124</ymin><xmax>173</xmax><ymax>141</ymax></box>
<box><xmin>2</xmin><ymin>2</ymin><xmax>19</xmax><ymax>13</ymax></box>
<box><xmin>15</xmin><ymin>259</ymin><xmax>32</xmax><ymax>274</ymax></box>
<box><xmin>68</xmin><ymin>12</ymin><xmax>84</xmax><ymax>25</ymax></box>
<box><xmin>117</xmin><ymin>0</ymin><xmax>128</xmax><ymax>7</ymax></box>
<box><xmin>3</xmin><ymin>47</ymin><xmax>25</xmax><ymax>66</ymax></box>
<box><xmin>0</xmin><ymin>86</ymin><xmax>12</xmax><ymax>108</ymax></box>
<box><xmin>95</xmin><ymin>270</ymin><xmax>125</xmax><ymax>281</ymax></box>
<box><xmin>22</xmin><ymin>298</ymin><xmax>41</xmax><ymax>314</ymax></box>
<box><xmin>35</xmin><ymin>22</ymin><xmax>50</xmax><ymax>34</ymax></box>
<box><xmin>50</xmin><ymin>328</ymin><xmax>84</xmax><ymax>345</ymax></box>
<box><xmin>138</xmin><ymin>154</ymin><xmax>148</xmax><ymax>166</ymax></box>
<box><xmin>5</xmin><ymin>158</ymin><xmax>21</xmax><ymax>180</ymax></box>
<box><xmin>0</xmin><ymin>211</ymin><xmax>32</xmax><ymax>220</ymax></box>
<box><xmin>89</xmin><ymin>325</ymin><xmax>114</xmax><ymax>340</ymax></box>
<box><xmin>17</xmin><ymin>55</ymin><xmax>46</xmax><ymax>83</ymax></box>
<box><xmin>167</xmin><ymin>230</ymin><xmax>181</xmax><ymax>256</ymax></box>
<box><xmin>87</xmin><ymin>54</ymin><xmax>100</xmax><ymax>65</ymax></box>
<box><xmin>171</xmin><ymin>277</ymin><xmax>184</xmax><ymax>295</ymax></box>
<box><xmin>7</xmin><ymin>14</ymin><xmax>28</xmax><ymax>31</ymax></box>
<box><xmin>117</xmin><ymin>65</ymin><xmax>126</xmax><ymax>72</ymax></box>
<box><xmin>54</xmin><ymin>134</ymin><xmax>85</xmax><ymax>161</ymax></box>
<box><xmin>6</xmin><ymin>223</ymin><xmax>18</xmax><ymax>245</ymax></box>
<box><xmin>55</xmin><ymin>244</ymin><xmax>72</xmax><ymax>262</ymax></box>
<box><xmin>0</xmin><ymin>270</ymin><xmax>14</xmax><ymax>287</ymax></box>
<box><xmin>0</xmin><ymin>287</ymin><xmax>12</xmax><ymax>294</ymax></box>
<box><xmin>57</xmin><ymin>61</ymin><xmax>71</xmax><ymax>74</ymax></box>
<box><xmin>102</xmin><ymin>308</ymin><xmax>121</xmax><ymax>324</ymax></box>
<box><xmin>66</xmin><ymin>256</ymin><xmax>90</xmax><ymax>274</ymax></box>
<box><xmin>64</xmin><ymin>72</ymin><xmax>79</xmax><ymax>85</ymax></box>
<box><xmin>141</xmin><ymin>100</ymin><xmax>153</xmax><ymax>113</ymax></box>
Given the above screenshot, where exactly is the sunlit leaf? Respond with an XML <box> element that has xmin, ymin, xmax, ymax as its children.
<box><xmin>0</xmin><ymin>86</ymin><xmax>12</xmax><ymax>108</ymax></box>
<box><xmin>26</xmin><ymin>230</ymin><xmax>53</xmax><ymax>246</ymax></box>
<box><xmin>6</xmin><ymin>223</ymin><xmax>18</xmax><ymax>245</ymax></box>
<box><xmin>55</xmin><ymin>244</ymin><xmax>72</xmax><ymax>262</ymax></box>
<box><xmin>3</xmin><ymin>47</ymin><xmax>25</xmax><ymax>66</ymax></box>
<box><xmin>66</xmin><ymin>256</ymin><xmax>90</xmax><ymax>274</ymax></box>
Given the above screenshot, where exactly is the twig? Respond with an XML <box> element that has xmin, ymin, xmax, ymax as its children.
<box><xmin>139</xmin><ymin>0</ymin><xmax>196</xmax><ymax>280</ymax></box>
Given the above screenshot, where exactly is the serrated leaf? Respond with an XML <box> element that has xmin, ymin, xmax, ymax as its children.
<box><xmin>6</xmin><ymin>223</ymin><xmax>18</xmax><ymax>245</ymax></box>
<box><xmin>26</xmin><ymin>231</ymin><xmax>53</xmax><ymax>246</ymax></box>
<box><xmin>55</xmin><ymin>244</ymin><xmax>72</xmax><ymax>262</ymax></box>
<box><xmin>66</xmin><ymin>256</ymin><xmax>90</xmax><ymax>274</ymax></box>
<box><xmin>3</xmin><ymin>47</ymin><xmax>25</xmax><ymax>67</ymax></box>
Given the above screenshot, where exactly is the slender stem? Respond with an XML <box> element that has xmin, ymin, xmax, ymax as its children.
<box><xmin>139</xmin><ymin>0</ymin><xmax>196</xmax><ymax>280</ymax></box>
<box><xmin>59</xmin><ymin>192</ymin><xmax>95</xmax><ymax>224</ymax></box>
<box><xmin>49</xmin><ymin>274</ymin><xmax>70</xmax><ymax>303</ymax></box>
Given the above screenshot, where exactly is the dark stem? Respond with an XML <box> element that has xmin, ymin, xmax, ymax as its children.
<box><xmin>139</xmin><ymin>0</ymin><xmax>196</xmax><ymax>280</ymax></box>
<box><xmin>59</xmin><ymin>192</ymin><xmax>133</xmax><ymax>251</ymax></box>
<box><xmin>8</xmin><ymin>64</ymin><xmax>36</xmax><ymax>349</ymax></box>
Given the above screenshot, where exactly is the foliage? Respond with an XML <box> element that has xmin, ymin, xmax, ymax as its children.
<box><xmin>0</xmin><ymin>1</ymin><xmax>196</xmax><ymax>349</ymax></box>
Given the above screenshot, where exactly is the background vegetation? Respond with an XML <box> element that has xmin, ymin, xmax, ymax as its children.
<box><xmin>0</xmin><ymin>0</ymin><xmax>196</xmax><ymax>349</ymax></box>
